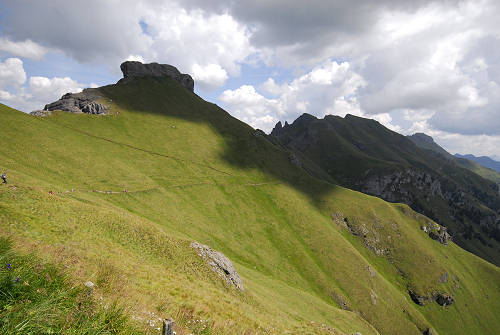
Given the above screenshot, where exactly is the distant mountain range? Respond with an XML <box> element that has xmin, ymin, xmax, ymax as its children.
<box><xmin>455</xmin><ymin>153</ymin><xmax>500</xmax><ymax>173</ymax></box>
<box><xmin>407</xmin><ymin>134</ymin><xmax>500</xmax><ymax>186</ymax></box>
<box><xmin>271</xmin><ymin>114</ymin><xmax>500</xmax><ymax>265</ymax></box>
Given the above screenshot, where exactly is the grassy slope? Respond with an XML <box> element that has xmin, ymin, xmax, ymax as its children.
<box><xmin>0</xmin><ymin>237</ymin><xmax>139</xmax><ymax>335</ymax></box>
<box><xmin>0</xmin><ymin>77</ymin><xmax>498</xmax><ymax>335</ymax></box>
<box><xmin>454</xmin><ymin>157</ymin><xmax>500</xmax><ymax>186</ymax></box>
<box><xmin>273</xmin><ymin>114</ymin><xmax>500</xmax><ymax>265</ymax></box>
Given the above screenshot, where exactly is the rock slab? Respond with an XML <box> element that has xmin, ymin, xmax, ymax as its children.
<box><xmin>120</xmin><ymin>61</ymin><xmax>194</xmax><ymax>92</ymax></box>
<box><xmin>42</xmin><ymin>89</ymin><xmax>108</xmax><ymax>115</ymax></box>
<box><xmin>162</xmin><ymin>318</ymin><xmax>174</xmax><ymax>335</ymax></box>
<box><xmin>190</xmin><ymin>242</ymin><xmax>244</xmax><ymax>291</ymax></box>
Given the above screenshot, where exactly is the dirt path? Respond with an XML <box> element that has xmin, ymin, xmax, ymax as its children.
<box><xmin>43</xmin><ymin>180</ymin><xmax>282</xmax><ymax>196</ymax></box>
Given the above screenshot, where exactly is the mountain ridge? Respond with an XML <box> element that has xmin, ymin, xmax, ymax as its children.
<box><xmin>406</xmin><ymin>133</ymin><xmax>500</xmax><ymax>186</ymax></box>
<box><xmin>271</xmin><ymin>113</ymin><xmax>500</xmax><ymax>266</ymax></box>
<box><xmin>455</xmin><ymin>153</ymin><xmax>500</xmax><ymax>173</ymax></box>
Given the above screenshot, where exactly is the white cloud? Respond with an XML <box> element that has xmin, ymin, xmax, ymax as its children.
<box><xmin>355</xmin><ymin>1</ymin><xmax>500</xmax><ymax>137</ymax></box>
<box><xmin>219</xmin><ymin>85</ymin><xmax>282</xmax><ymax>130</ymax></box>
<box><xmin>0</xmin><ymin>89</ymin><xmax>15</xmax><ymax>101</ymax></box>
<box><xmin>0</xmin><ymin>57</ymin><xmax>89</xmax><ymax>112</ymax></box>
<box><xmin>0</xmin><ymin>37</ymin><xmax>49</xmax><ymax>60</ymax></box>
<box><xmin>260</xmin><ymin>78</ymin><xmax>282</xmax><ymax>96</ymax></box>
<box><xmin>141</xmin><ymin>5</ymin><xmax>254</xmax><ymax>79</ymax></box>
<box><xmin>372</xmin><ymin>113</ymin><xmax>402</xmax><ymax>132</ymax></box>
<box><xmin>1</xmin><ymin>1</ymin><xmax>254</xmax><ymax>86</ymax></box>
<box><xmin>191</xmin><ymin>63</ymin><xmax>228</xmax><ymax>91</ymax></box>
<box><xmin>219</xmin><ymin>60</ymin><xmax>366</xmax><ymax>132</ymax></box>
<box><xmin>29</xmin><ymin>76</ymin><xmax>84</xmax><ymax>103</ymax></box>
<box><xmin>0</xmin><ymin>58</ymin><xmax>27</xmax><ymax>88</ymax></box>
<box><xmin>124</xmin><ymin>54</ymin><xmax>145</xmax><ymax>63</ymax></box>
<box><xmin>406</xmin><ymin>117</ymin><xmax>500</xmax><ymax>158</ymax></box>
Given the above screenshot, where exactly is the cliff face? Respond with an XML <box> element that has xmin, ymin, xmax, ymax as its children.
<box><xmin>271</xmin><ymin>113</ymin><xmax>500</xmax><ymax>265</ymax></box>
<box><xmin>119</xmin><ymin>61</ymin><xmax>194</xmax><ymax>91</ymax></box>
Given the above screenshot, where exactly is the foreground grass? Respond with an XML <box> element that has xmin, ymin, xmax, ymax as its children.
<box><xmin>0</xmin><ymin>237</ymin><xmax>139</xmax><ymax>335</ymax></box>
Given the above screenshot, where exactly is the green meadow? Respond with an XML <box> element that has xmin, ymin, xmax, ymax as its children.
<box><xmin>0</xmin><ymin>77</ymin><xmax>498</xmax><ymax>334</ymax></box>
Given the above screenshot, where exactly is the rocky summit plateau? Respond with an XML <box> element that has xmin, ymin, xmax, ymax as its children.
<box><xmin>37</xmin><ymin>61</ymin><xmax>194</xmax><ymax>115</ymax></box>
<box><xmin>119</xmin><ymin>61</ymin><xmax>194</xmax><ymax>91</ymax></box>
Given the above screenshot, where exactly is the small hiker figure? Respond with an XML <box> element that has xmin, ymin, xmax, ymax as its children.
<box><xmin>1</xmin><ymin>173</ymin><xmax>7</xmax><ymax>184</ymax></box>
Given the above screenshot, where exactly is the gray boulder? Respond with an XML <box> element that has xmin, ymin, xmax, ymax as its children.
<box><xmin>190</xmin><ymin>242</ymin><xmax>244</xmax><ymax>291</ymax></box>
<box><xmin>30</xmin><ymin>110</ymin><xmax>52</xmax><ymax>117</ymax></box>
<box><xmin>162</xmin><ymin>318</ymin><xmax>174</xmax><ymax>335</ymax></box>
<box><xmin>119</xmin><ymin>61</ymin><xmax>194</xmax><ymax>92</ymax></box>
<box><xmin>408</xmin><ymin>290</ymin><xmax>427</xmax><ymax>306</ymax></box>
<box><xmin>435</xmin><ymin>293</ymin><xmax>454</xmax><ymax>306</ymax></box>
<box><xmin>43</xmin><ymin>89</ymin><xmax>108</xmax><ymax>115</ymax></box>
<box><xmin>429</xmin><ymin>227</ymin><xmax>452</xmax><ymax>245</ymax></box>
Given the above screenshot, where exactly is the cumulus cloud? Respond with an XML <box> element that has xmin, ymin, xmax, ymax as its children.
<box><xmin>0</xmin><ymin>37</ymin><xmax>49</xmax><ymax>60</ymax></box>
<box><xmin>219</xmin><ymin>60</ymin><xmax>368</xmax><ymax>131</ymax></box>
<box><xmin>29</xmin><ymin>76</ymin><xmax>84</xmax><ymax>103</ymax></box>
<box><xmin>140</xmin><ymin>6</ymin><xmax>253</xmax><ymax>77</ymax></box>
<box><xmin>0</xmin><ymin>58</ymin><xmax>27</xmax><ymax>88</ymax></box>
<box><xmin>191</xmin><ymin>63</ymin><xmax>228</xmax><ymax>91</ymax></box>
<box><xmin>405</xmin><ymin>116</ymin><xmax>500</xmax><ymax>158</ymax></box>
<box><xmin>124</xmin><ymin>54</ymin><xmax>145</xmax><ymax>63</ymax></box>
<box><xmin>0</xmin><ymin>57</ymin><xmax>88</xmax><ymax>112</ymax></box>
<box><xmin>355</xmin><ymin>1</ymin><xmax>500</xmax><ymax>137</ymax></box>
<box><xmin>1</xmin><ymin>0</ymin><xmax>152</xmax><ymax>64</ymax></box>
<box><xmin>179</xmin><ymin>0</ymin><xmax>461</xmax><ymax>65</ymax></box>
<box><xmin>0</xmin><ymin>0</ymin><xmax>253</xmax><ymax>88</ymax></box>
<box><xmin>219</xmin><ymin>85</ymin><xmax>282</xmax><ymax>130</ymax></box>
<box><xmin>184</xmin><ymin>0</ymin><xmax>500</xmax><ymax>139</ymax></box>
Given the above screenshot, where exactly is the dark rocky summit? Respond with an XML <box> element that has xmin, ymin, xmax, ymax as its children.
<box><xmin>35</xmin><ymin>61</ymin><xmax>195</xmax><ymax>116</ymax></box>
<box><xmin>40</xmin><ymin>89</ymin><xmax>108</xmax><ymax>115</ymax></box>
<box><xmin>119</xmin><ymin>61</ymin><xmax>194</xmax><ymax>92</ymax></box>
<box><xmin>190</xmin><ymin>242</ymin><xmax>244</xmax><ymax>291</ymax></box>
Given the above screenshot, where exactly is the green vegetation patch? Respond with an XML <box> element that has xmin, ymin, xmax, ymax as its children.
<box><xmin>0</xmin><ymin>237</ymin><xmax>138</xmax><ymax>335</ymax></box>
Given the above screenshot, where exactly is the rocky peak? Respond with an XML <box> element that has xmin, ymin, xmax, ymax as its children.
<box><xmin>411</xmin><ymin>133</ymin><xmax>435</xmax><ymax>144</ymax></box>
<box><xmin>291</xmin><ymin>113</ymin><xmax>317</xmax><ymax>128</ymax></box>
<box><xmin>271</xmin><ymin>121</ymin><xmax>283</xmax><ymax>136</ymax></box>
<box><xmin>119</xmin><ymin>61</ymin><xmax>194</xmax><ymax>92</ymax></box>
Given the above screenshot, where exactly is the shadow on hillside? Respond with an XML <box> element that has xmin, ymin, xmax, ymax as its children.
<box><xmin>97</xmin><ymin>77</ymin><xmax>341</xmax><ymax>206</ymax></box>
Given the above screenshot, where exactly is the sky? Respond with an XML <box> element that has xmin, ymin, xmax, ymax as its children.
<box><xmin>0</xmin><ymin>0</ymin><xmax>499</xmax><ymax>160</ymax></box>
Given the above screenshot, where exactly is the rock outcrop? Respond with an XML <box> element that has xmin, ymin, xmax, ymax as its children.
<box><xmin>429</xmin><ymin>228</ymin><xmax>452</xmax><ymax>245</ymax></box>
<box><xmin>190</xmin><ymin>242</ymin><xmax>244</xmax><ymax>291</ymax></box>
<box><xmin>42</xmin><ymin>89</ymin><xmax>108</xmax><ymax>115</ymax></box>
<box><xmin>408</xmin><ymin>290</ymin><xmax>454</xmax><ymax>307</ymax></box>
<box><xmin>359</xmin><ymin>168</ymin><xmax>443</xmax><ymax>203</ymax></box>
<box><xmin>421</xmin><ymin>222</ymin><xmax>452</xmax><ymax>245</ymax></box>
<box><xmin>119</xmin><ymin>61</ymin><xmax>194</xmax><ymax>92</ymax></box>
<box><xmin>435</xmin><ymin>293</ymin><xmax>454</xmax><ymax>306</ymax></box>
<box><xmin>38</xmin><ymin>61</ymin><xmax>195</xmax><ymax>116</ymax></box>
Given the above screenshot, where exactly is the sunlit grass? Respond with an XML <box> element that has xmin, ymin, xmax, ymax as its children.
<box><xmin>0</xmin><ymin>78</ymin><xmax>498</xmax><ymax>335</ymax></box>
